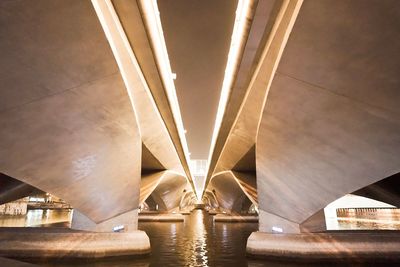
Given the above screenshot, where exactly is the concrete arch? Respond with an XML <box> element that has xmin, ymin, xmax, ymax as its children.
<box><xmin>179</xmin><ymin>190</ymin><xmax>197</xmax><ymax>210</ymax></box>
<box><xmin>0</xmin><ymin>0</ymin><xmax>195</xmax><ymax>233</ymax></box>
<box><xmin>141</xmin><ymin>171</ymin><xmax>188</xmax><ymax>211</ymax></box>
<box><xmin>208</xmin><ymin>171</ymin><xmax>255</xmax><ymax>213</ymax></box>
<box><xmin>300</xmin><ymin>171</ymin><xmax>400</xmax><ymax>232</ymax></box>
<box><xmin>256</xmin><ymin>0</ymin><xmax>400</xmax><ymax>233</ymax></box>
<box><xmin>202</xmin><ymin>190</ymin><xmax>219</xmax><ymax>209</ymax></box>
<box><xmin>0</xmin><ymin>0</ymin><xmax>142</xmax><ymax>228</ymax></box>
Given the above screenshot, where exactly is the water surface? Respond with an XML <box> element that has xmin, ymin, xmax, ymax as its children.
<box><xmin>1</xmin><ymin>209</ymin><xmax>399</xmax><ymax>266</ymax></box>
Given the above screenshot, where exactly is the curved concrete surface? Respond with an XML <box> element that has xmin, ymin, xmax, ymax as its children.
<box><xmin>0</xmin><ymin>228</ymin><xmax>150</xmax><ymax>259</ymax></box>
<box><xmin>232</xmin><ymin>171</ymin><xmax>258</xmax><ymax>205</ymax></box>
<box><xmin>112</xmin><ymin>0</ymin><xmax>193</xmax><ymax>182</ymax></box>
<box><xmin>202</xmin><ymin>190</ymin><xmax>219</xmax><ymax>209</ymax></box>
<box><xmin>256</xmin><ymin>0</ymin><xmax>400</xmax><ymax>233</ymax></box>
<box><xmin>0</xmin><ymin>0</ymin><xmax>141</xmax><ymax>225</ymax></box>
<box><xmin>205</xmin><ymin>0</ymin><xmax>282</xmax><ymax>184</ymax></box>
<box><xmin>179</xmin><ymin>191</ymin><xmax>197</xmax><ymax>211</ymax></box>
<box><xmin>247</xmin><ymin>231</ymin><xmax>400</xmax><ymax>262</ymax></box>
<box><xmin>205</xmin><ymin>0</ymin><xmax>302</xmax><ymax>197</ymax></box>
<box><xmin>208</xmin><ymin>172</ymin><xmax>253</xmax><ymax>213</ymax></box>
<box><xmin>141</xmin><ymin>171</ymin><xmax>189</xmax><ymax>211</ymax></box>
<box><xmin>204</xmin><ymin>0</ymin><xmax>302</xmax><ymax>213</ymax></box>
<box><xmin>141</xmin><ymin>171</ymin><xmax>174</xmax><ymax>205</ymax></box>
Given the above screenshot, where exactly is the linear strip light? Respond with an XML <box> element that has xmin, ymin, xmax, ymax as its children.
<box><xmin>92</xmin><ymin>0</ymin><xmax>189</xmax><ymax>177</ymax></box>
<box><xmin>139</xmin><ymin>0</ymin><xmax>196</xmax><ymax>196</ymax></box>
<box><xmin>206</xmin><ymin>0</ymin><xmax>252</xmax><ymax>182</ymax></box>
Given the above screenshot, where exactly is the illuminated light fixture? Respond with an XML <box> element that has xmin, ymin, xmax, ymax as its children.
<box><xmin>272</xmin><ymin>226</ymin><xmax>283</xmax><ymax>233</ymax></box>
<box><xmin>93</xmin><ymin>0</ymin><xmax>194</xmax><ymax>193</ymax></box>
<box><xmin>139</xmin><ymin>0</ymin><xmax>195</xmax><ymax>189</ymax></box>
<box><xmin>113</xmin><ymin>225</ymin><xmax>124</xmax><ymax>232</ymax></box>
<box><xmin>206</xmin><ymin>0</ymin><xmax>252</xmax><ymax>181</ymax></box>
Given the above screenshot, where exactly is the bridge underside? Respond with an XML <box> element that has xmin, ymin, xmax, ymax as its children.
<box><xmin>205</xmin><ymin>0</ymin><xmax>400</xmax><ymax>232</ymax></box>
<box><xmin>0</xmin><ymin>0</ymin><xmax>194</xmax><ymax>234</ymax></box>
<box><xmin>0</xmin><ymin>0</ymin><xmax>399</xmax><ymax>263</ymax></box>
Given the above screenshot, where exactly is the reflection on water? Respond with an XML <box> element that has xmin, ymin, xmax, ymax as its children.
<box><xmin>140</xmin><ymin>209</ymin><xmax>256</xmax><ymax>267</ymax></box>
<box><xmin>39</xmin><ymin>210</ymin><xmax>272</xmax><ymax>267</ymax></box>
<box><xmin>338</xmin><ymin>208</ymin><xmax>400</xmax><ymax>230</ymax></box>
<box><xmin>6</xmin><ymin>210</ymin><xmax>400</xmax><ymax>267</ymax></box>
<box><xmin>0</xmin><ymin>209</ymin><xmax>72</xmax><ymax>227</ymax></box>
<box><xmin>326</xmin><ymin>208</ymin><xmax>400</xmax><ymax>230</ymax></box>
<box><xmin>41</xmin><ymin>210</ymin><xmax>394</xmax><ymax>267</ymax></box>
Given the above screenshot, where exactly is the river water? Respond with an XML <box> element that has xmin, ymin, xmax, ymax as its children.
<box><xmin>1</xmin><ymin>209</ymin><xmax>400</xmax><ymax>266</ymax></box>
<box><xmin>40</xmin><ymin>210</ymin><xmax>271</xmax><ymax>267</ymax></box>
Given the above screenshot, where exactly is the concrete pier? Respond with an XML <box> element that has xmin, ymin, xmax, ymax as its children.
<box><xmin>0</xmin><ymin>228</ymin><xmax>150</xmax><ymax>259</ymax></box>
<box><xmin>138</xmin><ymin>214</ymin><xmax>185</xmax><ymax>222</ymax></box>
<box><xmin>214</xmin><ymin>215</ymin><xmax>258</xmax><ymax>222</ymax></box>
<box><xmin>247</xmin><ymin>231</ymin><xmax>400</xmax><ymax>262</ymax></box>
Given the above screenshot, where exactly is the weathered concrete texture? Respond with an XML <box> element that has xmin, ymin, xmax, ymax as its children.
<box><xmin>258</xmin><ymin>210</ymin><xmax>300</xmax><ymax>233</ymax></box>
<box><xmin>247</xmin><ymin>231</ymin><xmax>400</xmax><ymax>262</ymax></box>
<box><xmin>257</xmin><ymin>0</ymin><xmax>400</xmax><ymax>230</ymax></box>
<box><xmin>0</xmin><ymin>0</ymin><xmax>142</xmax><ymax>224</ymax></box>
<box><xmin>259</xmin><ymin>208</ymin><xmax>327</xmax><ymax>233</ymax></box>
<box><xmin>0</xmin><ymin>0</ymin><xmax>141</xmax><ymax>226</ymax></box>
<box><xmin>138</xmin><ymin>214</ymin><xmax>185</xmax><ymax>222</ymax></box>
<box><xmin>71</xmin><ymin>209</ymin><xmax>138</xmax><ymax>232</ymax></box>
<box><xmin>0</xmin><ymin>0</ymin><xmax>118</xmax><ymax>111</ymax></box>
<box><xmin>214</xmin><ymin>215</ymin><xmax>258</xmax><ymax>222</ymax></box>
<box><xmin>0</xmin><ymin>228</ymin><xmax>150</xmax><ymax>259</ymax></box>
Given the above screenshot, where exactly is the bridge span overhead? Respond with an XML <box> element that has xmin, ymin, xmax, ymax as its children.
<box><xmin>0</xmin><ymin>0</ymin><xmax>400</xmax><ymax>264</ymax></box>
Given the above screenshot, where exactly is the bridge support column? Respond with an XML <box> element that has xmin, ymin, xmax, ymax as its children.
<box><xmin>71</xmin><ymin>209</ymin><xmax>138</xmax><ymax>232</ymax></box>
<box><xmin>259</xmin><ymin>210</ymin><xmax>300</xmax><ymax>234</ymax></box>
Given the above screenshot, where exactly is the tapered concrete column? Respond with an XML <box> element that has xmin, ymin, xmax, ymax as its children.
<box><xmin>71</xmin><ymin>209</ymin><xmax>138</xmax><ymax>232</ymax></box>
<box><xmin>259</xmin><ymin>210</ymin><xmax>300</xmax><ymax>234</ymax></box>
<box><xmin>259</xmin><ymin>209</ymin><xmax>327</xmax><ymax>234</ymax></box>
<box><xmin>300</xmin><ymin>209</ymin><xmax>327</xmax><ymax>233</ymax></box>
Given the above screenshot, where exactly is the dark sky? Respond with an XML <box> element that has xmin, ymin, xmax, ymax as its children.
<box><xmin>158</xmin><ymin>0</ymin><xmax>238</xmax><ymax>159</ymax></box>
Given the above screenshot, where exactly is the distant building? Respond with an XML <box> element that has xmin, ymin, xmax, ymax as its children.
<box><xmin>0</xmin><ymin>197</ymin><xmax>28</xmax><ymax>216</ymax></box>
